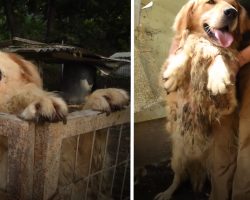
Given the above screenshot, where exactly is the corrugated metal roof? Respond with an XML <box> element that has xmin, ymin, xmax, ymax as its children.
<box><xmin>0</xmin><ymin>37</ymin><xmax>130</xmax><ymax>74</ymax></box>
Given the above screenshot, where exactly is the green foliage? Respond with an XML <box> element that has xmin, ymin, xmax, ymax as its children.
<box><xmin>0</xmin><ymin>6</ymin><xmax>9</xmax><ymax>40</ymax></box>
<box><xmin>0</xmin><ymin>0</ymin><xmax>130</xmax><ymax>55</ymax></box>
<box><xmin>21</xmin><ymin>14</ymin><xmax>46</xmax><ymax>40</ymax></box>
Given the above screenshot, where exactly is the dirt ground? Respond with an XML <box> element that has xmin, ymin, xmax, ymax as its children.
<box><xmin>134</xmin><ymin>161</ymin><xmax>210</xmax><ymax>200</ymax></box>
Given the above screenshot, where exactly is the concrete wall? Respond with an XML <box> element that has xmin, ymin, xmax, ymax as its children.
<box><xmin>135</xmin><ymin>0</ymin><xmax>186</xmax><ymax>117</ymax></box>
<box><xmin>134</xmin><ymin>0</ymin><xmax>187</xmax><ymax>167</ymax></box>
<box><xmin>135</xmin><ymin>118</ymin><xmax>171</xmax><ymax>168</ymax></box>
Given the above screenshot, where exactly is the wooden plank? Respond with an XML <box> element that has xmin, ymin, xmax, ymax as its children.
<box><xmin>0</xmin><ymin>108</ymin><xmax>129</xmax><ymax>199</ymax></box>
<box><xmin>5</xmin><ymin>120</ymin><xmax>35</xmax><ymax>200</ymax></box>
<box><xmin>47</xmin><ymin>108</ymin><xmax>130</xmax><ymax>139</ymax></box>
<box><xmin>0</xmin><ymin>113</ymin><xmax>28</xmax><ymax>137</ymax></box>
<box><xmin>33</xmin><ymin>124</ymin><xmax>62</xmax><ymax>200</ymax></box>
<box><xmin>33</xmin><ymin>124</ymin><xmax>49</xmax><ymax>200</ymax></box>
<box><xmin>0</xmin><ymin>114</ymin><xmax>36</xmax><ymax>199</ymax></box>
<box><xmin>13</xmin><ymin>37</ymin><xmax>45</xmax><ymax>45</ymax></box>
<box><xmin>33</xmin><ymin>108</ymin><xmax>130</xmax><ymax>199</ymax></box>
<box><xmin>135</xmin><ymin>101</ymin><xmax>166</xmax><ymax>123</ymax></box>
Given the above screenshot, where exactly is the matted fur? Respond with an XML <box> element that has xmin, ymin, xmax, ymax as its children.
<box><xmin>0</xmin><ymin>52</ymin><xmax>68</xmax><ymax>122</ymax></box>
<box><xmin>0</xmin><ymin>51</ymin><xmax>129</xmax><ymax>121</ymax></box>
<box><xmin>155</xmin><ymin>0</ymin><xmax>250</xmax><ymax>200</ymax></box>
<box><xmin>0</xmin><ymin>51</ymin><xmax>129</xmax><ymax>192</ymax></box>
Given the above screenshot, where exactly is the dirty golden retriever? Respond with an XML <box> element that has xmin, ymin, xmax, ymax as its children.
<box><xmin>0</xmin><ymin>51</ymin><xmax>129</xmax><ymax>193</ymax></box>
<box><xmin>0</xmin><ymin>52</ymin><xmax>128</xmax><ymax>121</ymax></box>
<box><xmin>155</xmin><ymin>0</ymin><xmax>250</xmax><ymax>200</ymax></box>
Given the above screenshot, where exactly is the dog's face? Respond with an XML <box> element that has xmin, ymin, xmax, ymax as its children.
<box><xmin>0</xmin><ymin>53</ymin><xmax>42</xmax><ymax>97</ymax></box>
<box><xmin>174</xmin><ymin>0</ymin><xmax>250</xmax><ymax>48</ymax></box>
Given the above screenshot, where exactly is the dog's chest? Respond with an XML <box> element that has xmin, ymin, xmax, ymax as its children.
<box><xmin>176</xmin><ymin>37</ymin><xmax>237</xmax><ymax>137</ymax></box>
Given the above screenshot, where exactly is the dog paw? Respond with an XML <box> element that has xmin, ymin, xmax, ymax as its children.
<box><xmin>19</xmin><ymin>95</ymin><xmax>68</xmax><ymax>124</ymax></box>
<box><xmin>154</xmin><ymin>191</ymin><xmax>172</xmax><ymax>200</ymax></box>
<box><xmin>207</xmin><ymin>55</ymin><xmax>231</xmax><ymax>95</ymax></box>
<box><xmin>84</xmin><ymin>88</ymin><xmax>129</xmax><ymax>114</ymax></box>
<box><xmin>162</xmin><ymin>52</ymin><xmax>188</xmax><ymax>92</ymax></box>
<box><xmin>163</xmin><ymin>76</ymin><xmax>179</xmax><ymax>92</ymax></box>
<box><xmin>162</xmin><ymin>64</ymin><xmax>179</xmax><ymax>92</ymax></box>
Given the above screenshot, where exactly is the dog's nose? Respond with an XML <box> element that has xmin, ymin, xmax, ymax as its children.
<box><xmin>224</xmin><ymin>8</ymin><xmax>238</xmax><ymax>19</ymax></box>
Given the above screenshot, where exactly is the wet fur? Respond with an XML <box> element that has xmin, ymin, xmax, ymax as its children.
<box><xmin>155</xmin><ymin>0</ymin><xmax>250</xmax><ymax>199</ymax></box>
<box><xmin>0</xmin><ymin>51</ymin><xmax>129</xmax><ymax>195</ymax></box>
<box><xmin>0</xmin><ymin>51</ymin><xmax>128</xmax><ymax>122</ymax></box>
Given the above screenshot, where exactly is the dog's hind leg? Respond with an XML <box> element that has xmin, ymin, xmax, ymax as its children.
<box><xmin>189</xmin><ymin>161</ymin><xmax>206</xmax><ymax>192</ymax></box>
<box><xmin>154</xmin><ymin>136</ymin><xmax>187</xmax><ymax>200</ymax></box>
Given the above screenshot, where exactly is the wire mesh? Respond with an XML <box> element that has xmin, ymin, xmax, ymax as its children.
<box><xmin>58</xmin><ymin>123</ymin><xmax>130</xmax><ymax>200</ymax></box>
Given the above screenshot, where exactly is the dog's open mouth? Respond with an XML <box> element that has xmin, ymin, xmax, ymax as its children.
<box><xmin>203</xmin><ymin>23</ymin><xmax>234</xmax><ymax>48</ymax></box>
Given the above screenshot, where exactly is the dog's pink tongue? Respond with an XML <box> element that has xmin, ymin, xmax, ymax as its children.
<box><xmin>214</xmin><ymin>29</ymin><xmax>234</xmax><ymax>48</ymax></box>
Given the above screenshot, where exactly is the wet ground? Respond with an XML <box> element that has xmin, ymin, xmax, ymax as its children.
<box><xmin>134</xmin><ymin>161</ymin><xmax>210</xmax><ymax>200</ymax></box>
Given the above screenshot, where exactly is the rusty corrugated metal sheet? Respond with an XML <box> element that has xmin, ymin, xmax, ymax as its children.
<box><xmin>0</xmin><ymin>38</ymin><xmax>130</xmax><ymax>74</ymax></box>
<box><xmin>3</xmin><ymin>44</ymin><xmax>86</xmax><ymax>54</ymax></box>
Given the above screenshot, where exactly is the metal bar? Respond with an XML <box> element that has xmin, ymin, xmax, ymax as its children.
<box><xmin>120</xmin><ymin>155</ymin><xmax>129</xmax><ymax>200</ymax></box>
<box><xmin>110</xmin><ymin>125</ymin><xmax>123</xmax><ymax>194</ymax></box>
<box><xmin>98</xmin><ymin>128</ymin><xmax>110</xmax><ymax>198</ymax></box>
<box><xmin>84</xmin><ymin>131</ymin><xmax>96</xmax><ymax>200</ymax></box>
<box><xmin>59</xmin><ymin>160</ymin><xmax>129</xmax><ymax>193</ymax></box>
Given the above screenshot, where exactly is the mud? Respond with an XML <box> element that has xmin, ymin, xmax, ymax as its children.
<box><xmin>135</xmin><ymin>161</ymin><xmax>210</xmax><ymax>200</ymax></box>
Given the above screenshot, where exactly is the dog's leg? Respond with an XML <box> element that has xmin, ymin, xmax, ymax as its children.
<box><xmin>162</xmin><ymin>51</ymin><xmax>189</xmax><ymax>92</ymax></box>
<box><xmin>189</xmin><ymin>161</ymin><xmax>206</xmax><ymax>193</ymax></box>
<box><xmin>155</xmin><ymin>135</ymin><xmax>187</xmax><ymax>200</ymax></box>
<box><xmin>207</xmin><ymin>55</ymin><xmax>231</xmax><ymax>95</ymax></box>
<box><xmin>83</xmin><ymin>88</ymin><xmax>129</xmax><ymax>114</ymax></box>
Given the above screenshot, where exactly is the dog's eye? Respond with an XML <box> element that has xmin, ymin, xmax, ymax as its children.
<box><xmin>206</xmin><ymin>0</ymin><xmax>215</xmax><ymax>4</ymax></box>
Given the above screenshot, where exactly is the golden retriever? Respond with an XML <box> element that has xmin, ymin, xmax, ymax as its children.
<box><xmin>0</xmin><ymin>51</ymin><xmax>129</xmax><ymax>194</ymax></box>
<box><xmin>0</xmin><ymin>52</ymin><xmax>128</xmax><ymax>122</ymax></box>
<box><xmin>155</xmin><ymin>0</ymin><xmax>250</xmax><ymax>200</ymax></box>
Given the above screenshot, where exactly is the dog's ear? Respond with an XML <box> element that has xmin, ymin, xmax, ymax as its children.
<box><xmin>238</xmin><ymin>5</ymin><xmax>250</xmax><ymax>34</ymax></box>
<box><xmin>172</xmin><ymin>0</ymin><xmax>195</xmax><ymax>34</ymax></box>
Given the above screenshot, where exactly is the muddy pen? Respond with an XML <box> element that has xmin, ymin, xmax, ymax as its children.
<box><xmin>0</xmin><ymin>38</ymin><xmax>131</xmax><ymax>200</ymax></box>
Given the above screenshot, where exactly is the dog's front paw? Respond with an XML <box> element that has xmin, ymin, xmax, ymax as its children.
<box><xmin>163</xmin><ymin>75</ymin><xmax>179</xmax><ymax>92</ymax></box>
<box><xmin>162</xmin><ymin>52</ymin><xmax>188</xmax><ymax>92</ymax></box>
<box><xmin>84</xmin><ymin>88</ymin><xmax>129</xmax><ymax>114</ymax></box>
<box><xmin>19</xmin><ymin>95</ymin><xmax>68</xmax><ymax>124</ymax></box>
<box><xmin>207</xmin><ymin>55</ymin><xmax>231</xmax><ymax>95</ymax></box>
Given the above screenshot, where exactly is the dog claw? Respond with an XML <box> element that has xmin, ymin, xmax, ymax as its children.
<box><xmin>164</xmin><ymin>77</ymin><xmax>178</xmax><ymax>92</ymax></box>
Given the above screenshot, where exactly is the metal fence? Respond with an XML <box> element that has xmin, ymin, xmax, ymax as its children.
<box><xmin>0</xmin><ymin>108</ymin><xmax>130</xmax><ymax>200</ymax></box>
